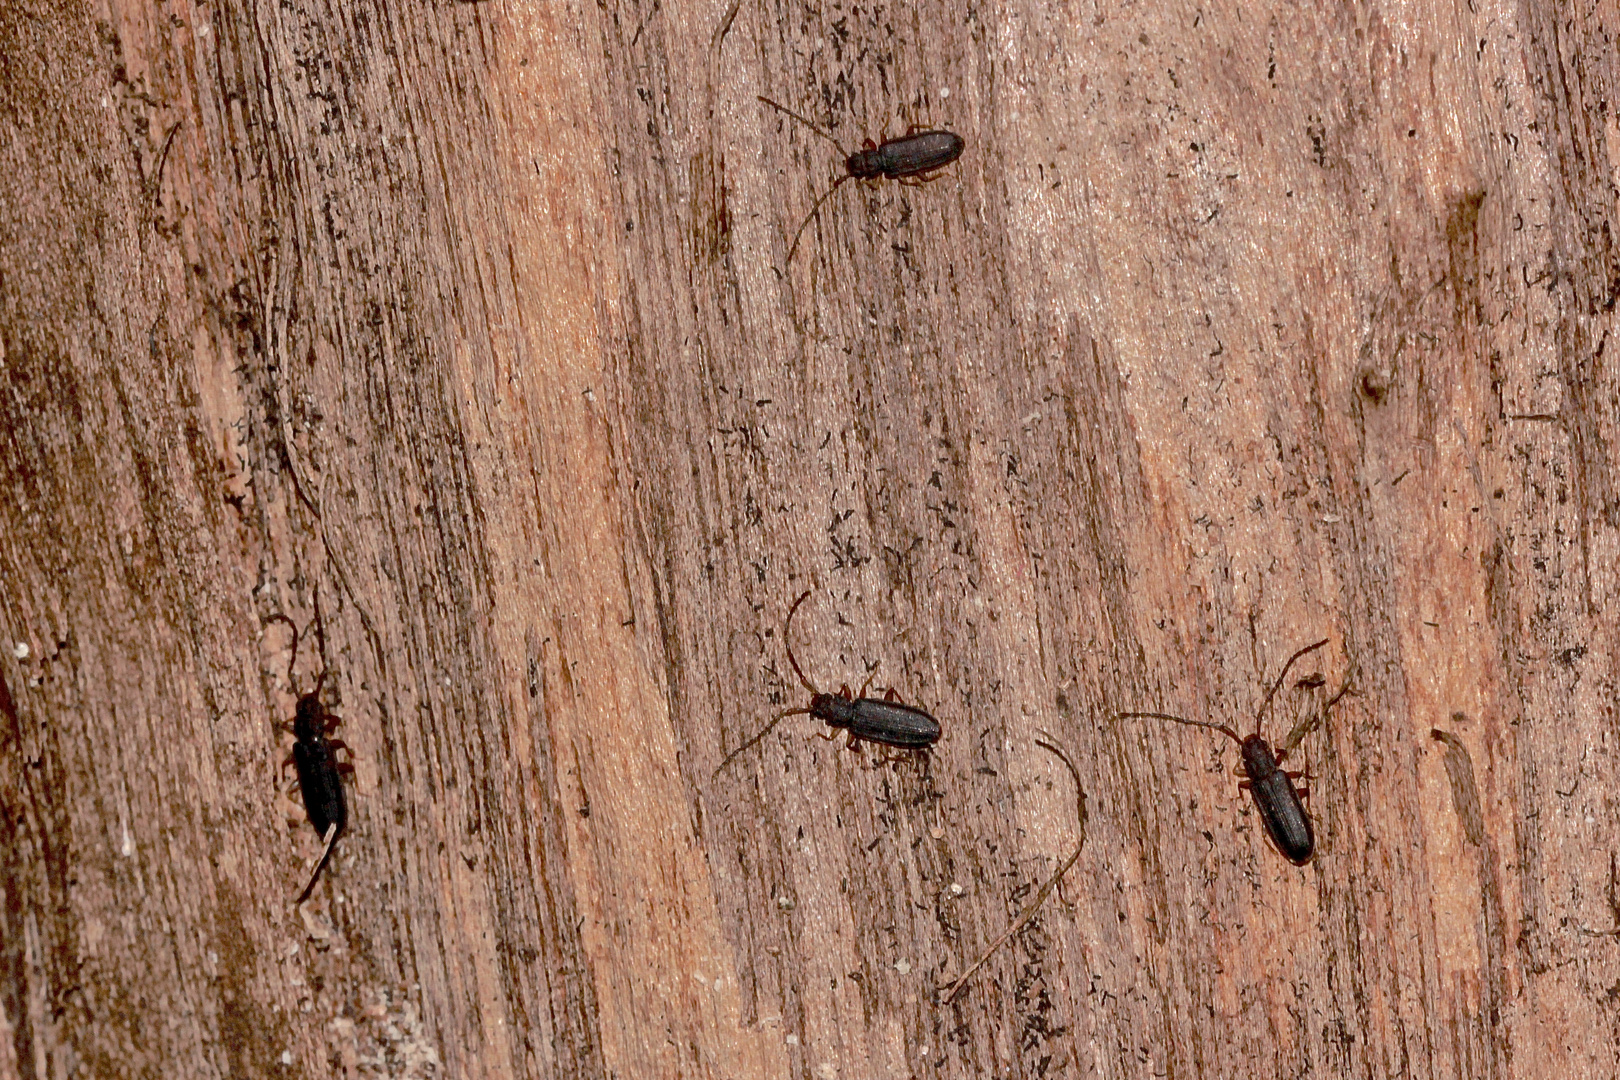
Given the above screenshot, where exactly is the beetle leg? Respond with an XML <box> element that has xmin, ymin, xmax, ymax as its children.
<box><xmin>326</xmin><ymin>740</ymin><xmax>355</xmax><ymax>770</ymax></box>
<box><xmin>815</xmin><ymin>728</ymin><xmax>840</xmax><ymax>742</ymax></box>
<box><xmin>898</xmin><ymin>168</ymin><xmax>951</xmax><ymax>187</ymax></box>
<box><xmin>1275</xmin><ymin>745</ymin><xmax>1319</xmax><ymax>776</ymax></box>
<box><xmin>1277</xmin><ymin>739</ymin><xmax>1317</xmax><ymax>781</ymax></box>
<box><xmin>1286</xmin><ymin>767</ymin><xmax>1315</xmax><ymax>803</ymax></box>
<box><xmin>882</xmin><ymin>687</ymin><xmax>907</xmax><ymax>704</ymax></box>
<box><xmin>857</xmin><ymin>670</ymin><xmax>877</xmax><ymax>698</ymax></box>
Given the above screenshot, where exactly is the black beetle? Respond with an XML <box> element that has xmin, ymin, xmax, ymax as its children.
<box><xmin>714</xmin><ymin>590</ymin><xmax>942</xmax><ymax>776</ymax></box>
<box><xmin>756</xmin><ymin>96</ymin><xmax>965</xmax><ymax>262</ymax></box>
<box><xmin>843</xmin><ymin>129</ymin><xmax>966</xmax><ymax>181</ymax></box>
<box><xmin>1119</xmin><ymin>639</ymin><xmax>1342</xmax><ymax>866</ymax></box>
<box><xmin>270</xmin><ymin>604</ymin><xmax>353</xmax><ymax>902</ymax></box>
<box><xmin>290</xmin><ymin>673</ymin><xmax>348</xmax><ymax>831</ymax></box>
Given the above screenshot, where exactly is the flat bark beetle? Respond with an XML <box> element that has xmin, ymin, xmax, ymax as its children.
<box><xmin>270</xmin><ymin>605</ymin><xmax>352</xmax><ymax>902</ymax></box>
<box><xmin>1120</xmin><ymin>639</ymin><xmax>1350</xmax><ymax>866</ymax></box>
<box><xmin>756</xmin><ymin>95</ymin><xmax>965</xmax><ymax>261</ymax></box>
<box><xmin>714</xmin><ymin>590</ymin><xmax>941</xmax><ymax>776</ymax></box>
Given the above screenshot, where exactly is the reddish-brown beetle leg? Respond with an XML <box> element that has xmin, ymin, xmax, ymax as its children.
<box><xmin>898</xmin><ymin>168</ymin><xmax>951</xmax><ymax>187</ymax></box>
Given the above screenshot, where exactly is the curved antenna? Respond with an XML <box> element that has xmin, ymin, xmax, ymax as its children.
<box><xmin>755</xmin><ymin>96</ymin><xmax>858</xmax><ymax>264</ymax></box>
<box><xmin>712</xmin><ymin>589</ymin><xmax>825</xmax><ymax>779</ymax></box>
<box><xmin>712</xmin><ymin>706</ymin><xmax>813</xmax><ymax>778</ymax></box>
<box><xmin>265</xmin><ymin>613</ymin><xmax>302</xmax><ymax>692</ymax></box>
<box><xmin>781</xmin><ymin>590</ymin><xmax>820</xmax><ymax>695</ymax></box>
<box><xmin>268</xmin><ymin>586</ymin><xmax>335</xmax><ymax>701</ymax></box>
<box><xmin>756</xmin><ymin>95</ymin><xmax>843</xmax><ymax>147</ymax></box>
<box><xmin>1254</xmin><ymin>638</ymin><xmax>1330</xmax><ymax>736</ymax></box>
<box><xmin>1117</xmin><ymin>711</ymin><xmax>1243</xmax><ymax>746</ymax></box>
<box><xmin>941</xmin><ymin>733</ymin><xmax>1087</xmax><ymax>1002</ymax></box>
<box><xmin>785</xmin><ymin>175</ymin><xmax>855</xmax><ymax>263</ymax></box>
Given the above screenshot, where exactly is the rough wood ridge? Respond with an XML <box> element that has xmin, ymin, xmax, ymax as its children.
<box><xmin>1</xmin><ymin>0</ymin><xmax>1616</xmax><ymax>1076</ymax></box>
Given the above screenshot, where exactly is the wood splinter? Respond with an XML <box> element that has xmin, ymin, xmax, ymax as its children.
<box><xmin>295</xmin><ymin>823</ymin><xmax>340</xmax><ymax>905</ymax></box>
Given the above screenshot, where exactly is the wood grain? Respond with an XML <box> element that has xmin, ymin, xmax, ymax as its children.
<box><xmin>2</xmin><ymin>0</ymin><xmax>1617</xmax><ymax>1076</ymax></box>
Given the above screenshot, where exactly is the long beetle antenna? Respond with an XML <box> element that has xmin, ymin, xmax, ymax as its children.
<box><xmin>1117</xmin><ymin>710</ymin><xmax>1244</xmax><ymax>745</ymax></box>
<box><xmin>712</xmin><ymin>706</ymin><xmax>813</xmax><ymax>778</ymax></box>
<box><xmin>757</xmin><ymin>95</ymin><xmax>842</xmax><ymax>146</ymax></box>
<box><xmin>1252</xmin><ymin>638</ymin><xmax>1330</xmax><ymax>735</ymax></box>
<box><xmin>786</xmin><ymin>179</ymin><xmax>856</xmax><ymax>262</ymax></box>
<box><xmin>267</xmin><ymin>589</ymin><xmax>335</xmax><ymax>701</ymax></box>
<box><xmin>713</xmin><ymin>590</ymin><xmax>821</xmax><ymax>778</ymax></box>
<box><xmin>1118</xmin><ymin>637</ymin><xmax>1333</xmax><ymax>745</ymax></box>
<box><xmin>757</xmin><ymin>97</ymin><xmax>859</xmax><ymax>263</ymax></box>
<box><xmin>780</xmin><ymin>589</ymin><xmax>819</xmax><ymax>695</ymax></box>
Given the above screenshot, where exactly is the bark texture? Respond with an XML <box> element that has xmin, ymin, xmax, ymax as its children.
<box><xmin>2</xmin><ymin>0</ymin><xmax>1618</xmax><ymax>1076</ymax></box>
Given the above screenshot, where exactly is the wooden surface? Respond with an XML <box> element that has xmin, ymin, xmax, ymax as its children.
<box><xmin>2</xmin><ymin>0</ymin><xmax>1617</xmax><ymax>1076</ymax></box>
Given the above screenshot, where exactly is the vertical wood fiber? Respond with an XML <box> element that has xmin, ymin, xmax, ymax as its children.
<box><xmin>1</xmin><ymin>0</ymin><xmax>1617</xmax><ymax>1076</ymax></box>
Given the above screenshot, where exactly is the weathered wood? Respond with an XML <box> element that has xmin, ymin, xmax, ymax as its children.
<box><xmin>1</xmin><ymin>0</ymin><xmax>1616</xmax><ymax>1076</ymax></box>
